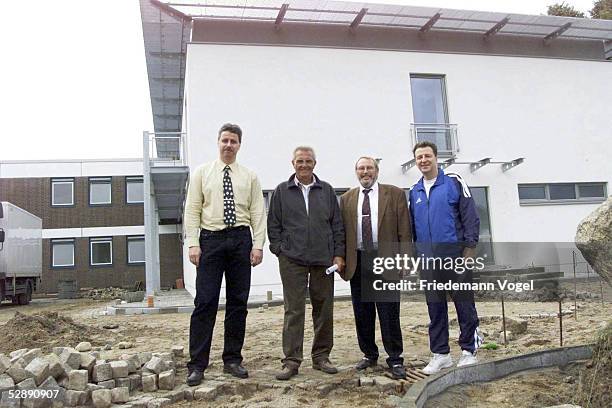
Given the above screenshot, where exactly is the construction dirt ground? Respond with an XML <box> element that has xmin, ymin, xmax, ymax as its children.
<box><xmin>1</xmin><ymin>280</ymin><xmax>610</xmax><ymax>408</ymax></box>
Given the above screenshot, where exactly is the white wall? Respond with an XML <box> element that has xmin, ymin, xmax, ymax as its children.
<box><xmin>183</xmin><ymin>43</ymin><xmax>612</xmax><ymax>295</ymax></box>
<box><xmin>0</xmin><ymin>159</ymin><xmax>143</xmax><ymax>178</ymax></box>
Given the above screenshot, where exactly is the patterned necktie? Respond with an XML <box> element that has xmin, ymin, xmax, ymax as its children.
<box><xmin>223</xmin><ymin>165</ymin><xmax>236</xmax><ymax>226</ymax></box>
<box><xmin>362</xmin><ymin>188</ymin><xmax>373</xmax><ymax>250</ymax></box>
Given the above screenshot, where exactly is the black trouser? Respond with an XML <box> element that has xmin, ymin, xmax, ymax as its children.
<box><xmin>350</xmin><ymin>251</ymin><xmax>403</xmax><ymax>367</ymax></box>
<box><xmin>187</xmin><ymin>226</ymin><xmax>252</xmax><ymax>372</ymax></box>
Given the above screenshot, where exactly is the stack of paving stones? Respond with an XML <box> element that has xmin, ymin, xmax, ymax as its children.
<box><xmin>0</xmin><ymin>342</ymin><xmax>186</xmax><ymax>408</ymax></box>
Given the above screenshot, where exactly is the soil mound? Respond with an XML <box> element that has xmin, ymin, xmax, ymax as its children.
<box><xmin>0</xmin><ymin>311</ymin><xmax>110</xmax><ymax>354</ymax></box>
<box><xmin>576</xmin><ymin>321</ymin><xmax>612</xmax><ymax>408</ymax></box>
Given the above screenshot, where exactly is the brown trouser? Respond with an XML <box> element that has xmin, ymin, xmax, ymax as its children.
<box><xmin>278</xmin><ymin>255</ymin><xmax>334</xmax><ymax>368</ymax></box>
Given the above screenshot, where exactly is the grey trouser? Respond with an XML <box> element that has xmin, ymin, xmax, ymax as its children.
<box><xmin>279</xmin><ymin>255</ymin><xmax>334</xmax><ymax>368</ymax></box>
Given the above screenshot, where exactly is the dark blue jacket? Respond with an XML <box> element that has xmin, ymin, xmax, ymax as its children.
<box><xmin>408</xmin><ymin>168</ymin><xmax>480</xmax><ymax>257</ymax></box>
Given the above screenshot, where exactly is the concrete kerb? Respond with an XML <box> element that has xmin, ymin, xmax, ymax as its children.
<box><xmin>107</xmin><ymin>295</ymin><xmax>353</xmax><ymax>315</ymax></box>
<box><xmin>399</xmin><ymin>344</ymin><xmax>594</xmax><ymax>408</ymax></box>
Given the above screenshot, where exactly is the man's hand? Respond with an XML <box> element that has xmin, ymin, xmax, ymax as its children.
<box><xmin>189</xmin><ymin>246</ymin><xmax>201</xmax><ymax>266</ymax></box>
<box><xmin>251</xmin><ymin>249</ymin><xmax>263</xmax><ymax>267</ymax></box>
<box><xmin>333</xmin><ymin>256</ymin><xmax>345</xmax><ymax>274</ymax></box>
<box><xmin>463</xmin><ymin>246</ymin><xmax>476</xmax><ymax>261</ymax></box>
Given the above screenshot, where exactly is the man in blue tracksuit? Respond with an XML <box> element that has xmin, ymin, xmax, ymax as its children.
<box><xmin>408</xmin><ymin>141</ymin><xmax>482</xmax><ymax>374</ymax></box>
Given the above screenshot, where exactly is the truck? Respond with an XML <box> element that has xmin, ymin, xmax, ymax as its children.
<box><xmin>0</xmin><ymin>202</ymin><xmax>42</xmax><ymax>305</ymax></box>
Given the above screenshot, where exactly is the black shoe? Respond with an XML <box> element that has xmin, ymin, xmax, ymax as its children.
<box><xmin>223</xmin><ymin>363</ymin><xmax>249</xmax><ymax>379</ymax></box>
<box><xmin>355</xmin><ymin>357</ymin><xmax>377</xmax><ymax>371</ymax></box>
<box><xmin>186</xmin><ymin>370</ymin><xmax>204</xmax><ymax>386</ymax></box>
<box><xmin>390</xmin><ymin>364</ymin><xmax>407</xmax><ymax>380</ymax></box>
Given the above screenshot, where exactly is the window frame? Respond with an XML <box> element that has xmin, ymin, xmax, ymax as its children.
<box><xmin>89</xmin><ymin>237</ymin><xmax>113</xmax><ymax>267</ymax></box>
<box><xmin>126</xmin><ymin>235</ymin><xmax>145</xmax><ymax>265</ymax></box>
<box><xmin>518</xmin><ymin>182</ymin><xmax>607</xmax><ymax>205</ymax></box>
<box><xmin>125</xmin><ymin>176</ymin><xmax>144</xmax><ymax>205</ymax></box>
<box><xmin>51</xmin><ymin>178</ymin><xmax>75</xmax><ymax>207</ymax></box>
<box><xmin>88</xmin><ymin>177</ymin><xmax>112</xmax><ymax>206</ymax></box>
<box><xmin>50</xmin><ymin>238</ymin><xmax>75</xmax><ymax>268</ymax></box>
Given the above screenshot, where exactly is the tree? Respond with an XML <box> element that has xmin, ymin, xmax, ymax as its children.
<box><xmin>590</xmin><ymin>0</ymin><xmax>612</xmax><ymax>19</ymax></box>
<box><xmin>547</xmin><ymin>2</ymin><xmax>586</xmax><ymax>17</ymax></box>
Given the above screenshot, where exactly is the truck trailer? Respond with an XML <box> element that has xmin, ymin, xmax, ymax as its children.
<box><xmin>0</xmin><ymin>202</ymin><xmax>42</xmax><ymax>305</ymax></box>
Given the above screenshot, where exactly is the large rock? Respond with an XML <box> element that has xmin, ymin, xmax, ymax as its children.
<box><xmin>92</xmin><ymin>363</ymin><xmax>112</xmax><ymax>383</ymax></box>
<box><xmin>59</xmin><ymin>349</ymin><xmax>81</xmax><ymax>370</ymax></box>
<box><xmin>68</xmin><ymin>370</ymin><xmax>88</xmax><ymax>391</ymax></box>
<box><xmin>109</xmin><ymin>361</ymin><xmax>128</xmax><ymax>378</ymax></box>
<box><xmin>142</xmin><ymin>374</ymin><xmax>157</xmax><ymax>392</ymax></box>
<box><xmin>0</xmin><ymin>374</ymin><xmax>15</xmax><ymax>392</ymax></box>
<box><xmin>75</xmin><ymin>342</ymin><xmax>92</xmax><ymax>352</ymax></box>
<box><xmin>6</xmin><ymin>364</ymin><xmax>27</xmax><ymax>383</ymax></box>
<box><xmin>576</xmin><ymin>197</ymin><xmax>612</xmax><ymax>285</ymax></box>
<box><xmin>0</xmin><ymin>354</ymin><xmax>11</xmax><ymax>374</ymax></box>
<box><xmin>111</xmin><ymin>386</ymin><xmax>129</xmax><ymax>403</ymax></box>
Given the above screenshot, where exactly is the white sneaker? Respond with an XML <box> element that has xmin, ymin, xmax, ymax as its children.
<box><xmin>456</xmin><ymin>350</ymin><xmax>478</xmax><ymax>367</ymax></box>
<box><xmin>422</xmin><ymin>353</ymin><xmax>453</xmax><ymax>374</ymax></box>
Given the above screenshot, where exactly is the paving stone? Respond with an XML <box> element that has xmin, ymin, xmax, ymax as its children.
<box><xmin>98</xmin><ymin>379</ymin><xmax>116</xmax><ymax>389</ymax></box>
<box><xmin>92</xmin><ymin>389</ymin><xmax>112</xmax><ymax>408</ymax></box>
<box><xmin>59</xmin><ymin>349</ymin><xmax>81</xmax><ymax>370</ymax></box>
<box><xmin>17</xmin><ymin>377</ymin><xmax>36</xmax><ymax>389</ymax></box>
<box><xmin>117</xmin><ymin>342</ymin><xmax>134</xmax><ymax>350</ymax></box>
<box><xmin>373</xmin><ymin>376</ymin><xmax>396</xmax><ymax>392</ymax></box>
<box><xmin>155</xmin><ymin>353</ymin><xmax>173</xmax><ymax>362</ymax></box>
<box><xmin>141</xmin><ymin>374</ymin><xmax>157</xmax><ymax>392</ymax></box>
<box><xmin>7</xmin><ymin>363</ymin><xmax>27</xmax><ymax>383</ymax></box>
<box><xmin>359</xmin><ymin>377</ymin><xmax>375</xmax><ymax>386</ymax></box>
<box><xmin>51</xmin><ymin>348</ymin><xmax>65</xmax><ymax>357</ymax></box>
<box><xmin>43</xmin><ymin>354</ymin><xmax>64</xmax><ymax>379</ymax></box>
<box><xmin>116</xmin><ymin>377</ymin><xmax>131</xmax><ymax>389</ymax></box>
<box><xmin>75</xmin><ymin>342</ymin><xmax>92</xmax><ymax>352</ymax></box>
<box><xmin>80</xmin><ymin>353</ymin><xmax>97</xmax><ymax>371</ymax></box>
<box><xmin>162</xmin><ymin>388</ymin><xmax>184</xmax><ymax>403</ymax></box>
<box><xmin>146</xmin><ymin>397</ymin><xmax>171</xmax><ymax>408</ymax></box>
<box><xmin>137</xmin><ymin>352</ymin><xmax>152</xmax><ymax>367</ymax></box>
<box><xmin>93</xmin><ymin>363</ymin><xmax>113</xmax><ymax>382</ymax></box>
<box><xmin>39</xmin><ymin>376</ymin><xmax>66</xmax><ymax>406</ymax></box>
<box><xmin>183</xmin><ymin>387</ymin><xmax>194</xmax><ymax>401</ymax></box>
<box><xmin>128</xmin><ymin>374</ymin><xmax>142</xmax><ymax>392</ymax></box>
<box><xmin>9</xmin><ymin>349</ymin><xmax>28</xmax><ymax>359</ymax></box>
<box><xmin>68</xmin><ymin>369</ymin><xmax>88</xmax><ymax>391</ymax></box>
<box><xmin>129</xmin><ymin>396</ymin><xmax>153</xmax><ymax>408</ymax></box>
<box><xmin>0</xmin><ymin>354</ymin><xmax>11</xmax><ymax>374</ymax></box>
<box><xmin>0</xmin><ymin>391</ymin><xmax>20</xmax><ymax>408</ymax></box>
<box><xmin>21</xmin><ymin>349</ymin><xmax>42</xmax><ymax>365</ymax></box>
<box><xmin>87</xmin><ymin>383</ymin><xmax>104</xmax><ymax>392</ymax></box>
<box><xmin>0</xmin><ymin>373</ymin><xmax>15</xmax><ymax>393</ymax></box>
<box><xmin>110</xmin><ymin>361</ymin><xmax>129</xmax><ymax>379</ymax></box>
<box><xmin>144</xmin><ymin>357</ymin><xmax>163</xmax><ymax>374</ymax></box>
<box><xmin>170</xmin><ymin>346</ymin><xmax>184</xmax><ymax>358</ymax></box>
<box><xmin>121</xmin><ymin>354</ymin><xmax>140</xmax><ymax>374</ymax></box>
<box><xmin>158</xmin><ymin>370</ymin><xmax>174</xmax><ymax>390</ymax></box>
<box><xmin>57</xmin><ymin>375</ymin><xmax>69</xmax><ymax>388</ymax></box>
<box><xmin>194</xmin><ymin>386</ymin><xmax>217</xmax><ymax>400</ymax></box>
<box><xmin>111</xmin><ymin>386</ymin><xmax>129</xmax><ymax>403</ymax></box>
<box><xmin>24</xmin><ymin>358</ymin><xmax>49</xmax><ymax>385</ymax></box>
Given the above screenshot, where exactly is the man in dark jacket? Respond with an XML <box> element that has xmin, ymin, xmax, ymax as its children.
<box><xmin>408</xmin><ymin>141</ymin><xmax>482</xmax><ymax>374</ymax></box>
<box><xmin>267</xmin><ymin>146</ymin><xmax>345</xmax><ymax>380</ymax></box>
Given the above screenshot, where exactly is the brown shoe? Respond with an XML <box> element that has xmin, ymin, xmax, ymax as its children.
<box><xmin>313</xmin><ymin>359</ymin><xmax>338</xmax><ymax>374</ymax></box>
<box><xmin>275</xmin><ymin>365</ymin><xmax>298</xmax><ymax>381</ymax></box>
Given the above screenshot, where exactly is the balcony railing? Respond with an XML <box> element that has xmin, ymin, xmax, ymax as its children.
<box><xmin>144</xmin><ymin>132</ymin><xmax>187</xmax><ymax>167</ymax></box>
<box><xmin>410</xmin><ymin>123</ymin><xmax>459</xmax><ymax>157</ymax></box>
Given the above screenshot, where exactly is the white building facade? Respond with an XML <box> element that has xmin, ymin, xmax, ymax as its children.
<box><xmin>140</xmin><ymin>1</ymin><xmax>612</xmax><ymax>299</ymax></box>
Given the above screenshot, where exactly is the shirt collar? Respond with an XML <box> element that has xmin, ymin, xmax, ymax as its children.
<box><xmin>294</xmin><ymin>176</ymin><xmax>314</xmax><ymax>189</ymax></box>
<box><xmin>216</xmin><ymin>159</ymin><xmax>238</xmax><ymax>173</ymax></box>
<box><xmin>359</xmin><ymin>182</ymin><xmax>379</xmax><ymax>195</ymax></box>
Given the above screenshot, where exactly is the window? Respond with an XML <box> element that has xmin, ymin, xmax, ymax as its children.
<box><xmin>51</xmin><ymin>178</ymin><xmax>74</xmax><ymax>206</ymax></box>
<box><xmin>90</xmin><ymin>237</ymin><xmax>113</xmax><ymax>266</ymax></box>
<box><xmin>410</xmin><ymin>74</ymin><xmax>455</xmax><ymax>156</ymax></box>
<box><xmin>89</xmin><ymin>177</ymin><xmax>112</xmax><ymax>205</ymax></box>
<box><xmin>126</xmin><ymin>176</ymin><xmax>144</xmax><ymax>203</ymax></box>
<box><xmin>335</xmin><ymin>188</ymin><xmax>349</xmax><ymax>204</ymax></box>
<box><xmin>51</xmin><ymin>239</ymin><xmax>75</xmax><ymax>267</ymax></box>
<box><xmin>519</xmin><ymin>183</ymin><xmax>607</xmax><ymax>204</ymax></box>
<box><xmin>127</xmin><ymin>236</ymin><xmax>145</xmax><ymax>264</ymax></box>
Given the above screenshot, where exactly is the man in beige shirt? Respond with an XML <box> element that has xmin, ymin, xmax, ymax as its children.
<box><xmin>184</xmin><ymin>123</ymin><xmax>266</xmax><ymax>386</ymax></box>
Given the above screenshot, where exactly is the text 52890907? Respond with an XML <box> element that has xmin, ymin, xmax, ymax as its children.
<box><xmin>7</xmin><ymin>389</ymin><xmax>60</xmax><ymax>400</ymax></box>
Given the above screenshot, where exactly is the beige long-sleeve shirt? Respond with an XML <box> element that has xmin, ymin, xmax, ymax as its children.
<box><xmin>184</xmin><ymin>159</ymin><xmax>267</xmax><ymax>249</ymax></box>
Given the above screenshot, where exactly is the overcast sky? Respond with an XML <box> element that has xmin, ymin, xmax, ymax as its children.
<box><xmin>0</xmin><ymin>0</ymin><xmax>597</xmax><ymax>161</ymax></box>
